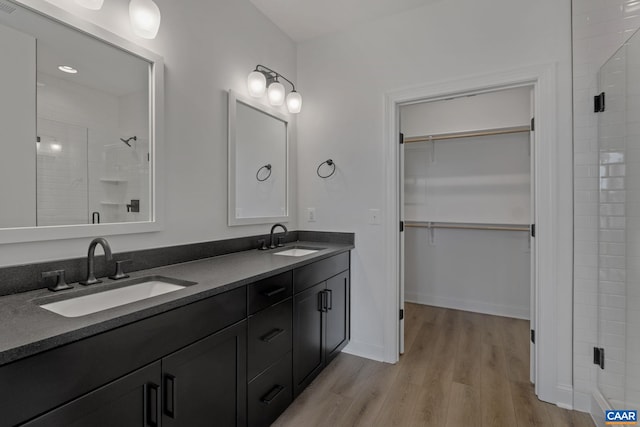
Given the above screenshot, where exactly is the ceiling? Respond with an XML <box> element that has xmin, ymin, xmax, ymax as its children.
<box><xmin>249</xmin><ymin>0</ymin><xmax>442</xmax><ymax>42</ymax></box>
<box><xmin>0</xmin><ymin>0</ymin><xmax>148</xmax><ymax>97</ymax></box>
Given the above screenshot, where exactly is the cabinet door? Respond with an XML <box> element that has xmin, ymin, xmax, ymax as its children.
<box><xmin>23</xmin><ymin>362</ymin><xmax>161</xmax><ymax>427</ymax></box>
<box><xmin>292</xmin><ymin>282</ymin><xmax>325</xmax><ymax>396</ymax></box>
<box><xmin>162</xmin><ymin>320</ymin><xmax>247</xmax><ymax>427</ymax></box>
<box><xmin>325</xmin><ymin>271</ymin><xmax>350</xmax><ymax>363</ymax></box>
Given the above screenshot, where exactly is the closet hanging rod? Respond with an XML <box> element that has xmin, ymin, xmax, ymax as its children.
<box><xmin>404</xmin><ymin>221</ymin><xmax>530</xmax><ymax>232</ymax></box>
<box><xmin>404</xmin><ymin>125</ymin><xmax>531</xmax><ymax>144</ymax></box>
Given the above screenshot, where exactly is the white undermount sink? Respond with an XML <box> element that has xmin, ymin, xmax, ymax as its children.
<box><xmin>39</xmin><ymin>276</ymin><xmax>193</xmax><ymax>318</ymax></box>
<box><xmin>273</xmin><ymin>246</ymin><xmax>323</xmax><ymax>257</ymax></box>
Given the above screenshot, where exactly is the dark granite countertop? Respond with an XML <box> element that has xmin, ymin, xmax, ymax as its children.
<box><xmin>0</xmin><ymin>241</ymin><xmax>353</xmax><ymax>367</ymax></box>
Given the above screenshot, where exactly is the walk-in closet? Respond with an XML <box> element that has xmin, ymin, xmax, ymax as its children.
<box><xmin>400</xmin><ymin>86</ymin><xmax>534</xmax><ymax>360</ymax></box>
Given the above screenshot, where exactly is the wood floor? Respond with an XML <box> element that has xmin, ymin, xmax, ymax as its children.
<box><xmin>274</xmin><ymin>303</ymin><xmax>595</xmax><ymax>427</ymax></box>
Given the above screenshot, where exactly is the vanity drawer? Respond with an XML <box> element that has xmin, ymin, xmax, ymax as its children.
<box><xmin>248</xmin><ymin>352</ymin><xmax>293</xmax><ymax>427</ymax></box>
<box><xmin>293</xmin><ymin>252</ymin><xmax>349</xmax><ymax>294</ymax></box>
<box><xmin>248</xmin><ymin>298</ymin><xmax>292</xmax><ymax>380</ymax></box>
<box><xmin>248</xmin><ymin>271</ymin><xmax>293</xmax><ymax>315</ymax></box>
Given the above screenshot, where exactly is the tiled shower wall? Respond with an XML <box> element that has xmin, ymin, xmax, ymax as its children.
<box><xmin>572</xmin><ymin>0</ymin><xmax>640</xmax><ymax>411</ymax></box>
<box><xmin>597</xmin><ymin>48</ymin><xmax>627</xmax><ymax>407</ymax></box>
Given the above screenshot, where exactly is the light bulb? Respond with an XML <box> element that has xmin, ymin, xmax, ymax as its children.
<box><xmin>129</xmin><ymin>0</ymin><xmax>161</xmax><ymax>39</ymax></box>
<box><xmin>75</xmin><ymin>0</ymin><xmax>104</xmax><ymax>10</ymax></box>
<box><xmin>58</xmin><ymin>65</ymin><xmax>78</xmax><ymax>74</ymax></box>
<box><xmin>286</xmin><ymin>91</ymin><xmax>302</xmax><ymax>114</ymax></box>
<box><xmin>267</xmin><ymin>81</ymin><xmax>285</xmax><ymax>106</ymax></box>
<box><xmin>247</xmin><ymin>71</ymin><xmax>266</xmax><ymax>97</ymax></box>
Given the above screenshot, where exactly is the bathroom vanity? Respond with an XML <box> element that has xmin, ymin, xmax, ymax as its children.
<box><xmin>0</xmin><ymin>243</ymin><xmax>351</xmax><ymax>426</ymax></box>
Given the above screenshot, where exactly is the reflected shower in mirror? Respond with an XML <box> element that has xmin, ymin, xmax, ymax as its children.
<box><xmin>0</xmin><ymin>0</ymin><xmax>152</xmax><ymax>229</ymax></box>
<box><xmin>228</xmin><ymin>90</ymin><xmax>288</xmax><ymax>226</ymax></box>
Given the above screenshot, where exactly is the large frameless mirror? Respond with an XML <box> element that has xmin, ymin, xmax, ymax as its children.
<box><xmin>228</xmin><ymin>90</ymin><xmax>289</xmax><ymax>226</ymax></box>
<box><xmin>0</xmin><ymin>0</ymin><xmax>164</xmax><ymax>243</ymax></box>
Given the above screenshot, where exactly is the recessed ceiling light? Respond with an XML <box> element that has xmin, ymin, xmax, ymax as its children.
<box><xmin>58</xmin><ymin>65</ymin><xmax>78</xmax><ymax>74</ymax></box>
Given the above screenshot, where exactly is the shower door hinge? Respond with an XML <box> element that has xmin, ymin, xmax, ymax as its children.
<box><xmin>530</xmin><ymin>330</ymin><xmax>535</xmax><ymax>344</ymax></box>
<box><xmin>399</xmin><ymin>309</ymin><xmax>404</xmax><ymax>320</ymax></box>
<box><xmin>400</xmin><ymin>221</ymin><xmax>404</xmax><ymax>232</ymax></box>
<box><xmin>399</xmin><ymin>132</ymin><xmax>404</xmax><ymax>145</ymax></box>
<box><xmin>530</xmin><ymin>224</ymin><xmax>536</xmax><ymax>238</ymax></box>
<box><xmin>530</xmin><ymin>117</ymin><xmax>535</xmax><ymax>131</ymax></box>
<box><xmin>594</xmin><ymin>92</ymin><xmax>606</xmax><ymax>113</ymax></box>
<box><xmin>594</xmin><ymin>347</ymin><xmax>605</xmax><ymax>369</ymax></box>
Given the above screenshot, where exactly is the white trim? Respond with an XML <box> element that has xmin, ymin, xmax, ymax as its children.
<box><xmin>0</xmin><ymin>0</ymin><xmax>165</xmax><ymax>244</ymax></box>
<box><xmin>384</xmin><ymin>63</ymin><xmax>560</xmax><ymax>404</ymax></box>
<box><xmin>574</xmin><ymin>390</ymin><xmax>593</xmax><ymax>413</ymax></box>
<box><xmin>227</xmin><ymin>90</ymin><xmax>291</xmax><ymax>226</ymax></box>
<box><xmin>342</xmin><ymin>340</ymin><xmax>385</xmax><ymax>362</ymax></box>
<box><xmin>556</xmin><ymin>384</ymin><xmax>574</xmax><ymax>410</ymax></box>
<box><xmin>591</xmin><ymin>389</ymin><xmax>612</xmax><ymax>426</ymax></box>
<box><xmin>405</xmin><ymin>294</ymin><xmax>530</xmax><ymax>320</ymax></box>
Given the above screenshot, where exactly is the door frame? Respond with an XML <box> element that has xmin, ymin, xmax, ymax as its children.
<box><xmin>383</xmin><ymin>64</ymin><xmax>559</xmax><ymax>404</ymax></box>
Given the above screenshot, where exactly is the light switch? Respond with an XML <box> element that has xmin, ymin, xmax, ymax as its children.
<box><xmin>368</xmin><ymin>209</ymin><xmax>381</xmax><ymax>225</ymax></box>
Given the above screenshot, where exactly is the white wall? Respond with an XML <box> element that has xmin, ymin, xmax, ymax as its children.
<box><xmin>0</xmin><ymin>24</ymin><xmax>36</xmax><ymax>228</ymax></box>
<box><xmin>0</xmin><ymin>0</ymin><xmax>297</xmax><ymax>266</ymax></box>
<box><xmin>401</xmin><ymin>86</ymin><xmax>532</xmax><ymax>136</ymax></box>
<box><xmin>296</xmin><ymin>0</ymin><xmax>573</xmax><ymax>405</ymax></box>
<box><xmin>571</xmin><ymin>0</ymin><xmax>640</xmax><ymax>413</ymax></box>
<box><xmin>235</xmin><ymin>102</ymin><xmax>287</xmax><ymax>218</ymax></box>
<box><xmin>401</xmin><ymin>88</ymin><xmax>531</xmax><ymax>319</ymax></box>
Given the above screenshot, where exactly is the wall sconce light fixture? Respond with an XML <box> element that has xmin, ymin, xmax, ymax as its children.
<box><xmin>75</xmin><ymin>0</ymin><xmax>162</xmax><ymax>39</ymax></box>
<box><xmin>247</xmin><ymin>65</ymin><xmax>302</xmax><ymax>114</ymax></box>
<box><xmin>74</xmin><ymin>0</ymin><xmax>104</xmax><ymax>10</ymax></box>
<box><xmin>129</xmin><ymin>0</ymin><xmax>161</xmax><ymax>39</ymax></box>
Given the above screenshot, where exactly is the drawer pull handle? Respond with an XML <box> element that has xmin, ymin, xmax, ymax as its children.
<box><xmin>164</xmin><ymin>374</ymin><xmax>177</xmax><ymax>418</ymax></box>
<box><xmin>263</xmin><ymin>287</ymin><xmax>286</xmax><ymax>297</ymax></box>
<box><xmin>261</xmin><ymin>328</ymin><xmax>285</xmax><ymax>343</ymax></box>
<box><xmin>145</xmin><ymin>382</ymin><xmax>159</xmax><ymax>427</ymax></box>
<box><xmin>261</xmin><ymin>384</ymin><xmax>285</xmax><ymax>405</ymax></box>
<box><xmin>326</xmin><ymin>289</ymin><xmax>333</xmax><ymax>310</ymax></box>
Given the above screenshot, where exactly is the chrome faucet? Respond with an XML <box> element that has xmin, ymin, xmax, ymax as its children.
<box><xmin>269</xmin><ymin>223</ymin><xmax>288</xmax><ymax>249</ymax></box>
<box><xmin>80</xmin><ymin>237</ymin><xmax>113</xmax><ymax>285</ymax></box>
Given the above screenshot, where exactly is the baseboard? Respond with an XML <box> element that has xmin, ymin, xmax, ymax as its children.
<box><xmin>405</xmin><ymin>292</ymin><xmax>530</xmax><ymax>319</ymax></box>
<box><xmin>556</xmin><ymin>384</ymin><xmax>574</xmax><ymax>409</ymax></box>
<box><xmin>591</xmin><ymin>389</ymin><xmax>611</xmax><ymax>426</ymax></box>
<box><xmin>342</xmin><ymin>340</ymin><xmax>386</xmax><ymax>362</ymax></box>
<box><xmin>573</xmin><ymin>390</ymin><xmax>592</xmax><ymax>413</ymax></box>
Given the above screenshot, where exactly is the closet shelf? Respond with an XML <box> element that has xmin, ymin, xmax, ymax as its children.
<box><xmin>404</xmin><ymin>125</ymin><xmax>530</xmax><ymax>144</ymax></box>
<box><xmin>405</xmin><ymin>220</ymin><xmax>530</xmax><ymax>232</ymax></box>
<box><xmin>100</xmin><ymin>178</ymin><xmax>128</xmax><ymax>183</ymax></box>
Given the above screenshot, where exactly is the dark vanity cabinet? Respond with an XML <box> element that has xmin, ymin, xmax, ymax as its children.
<box><xmin>21</xmin><ymin>320</ymin><xmax>247</xmax><ymax>427</ymax></box>
<box><xmin>2</xmin><ymin>287</ymin><xmax>247</xmax><ymax>427</ymax></box>
<box><xmin>23</xmin><ymin>362</ymin><xmax>162</xmax><ymax>427</ymax></box>
<box><xmin>2</xmin><ymin>251</ymin><xmax>350</xmax><ymax>427</ymax></box>
<box><xmin>292</xmin><ymin>252</ymin><xmax>350</xmax><ymax>396</ymax></box>
<box><xmin>246</xmin><ymin>272</ymin><xmax>294</xmax><ymax>427</ymax></box>
<box><xmin>161</xmin><ymin>321</ymin><xmax>247</xmax><ymax>427</ymax></box>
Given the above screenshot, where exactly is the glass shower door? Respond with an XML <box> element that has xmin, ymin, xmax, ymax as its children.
<box><xmin>597</xmin><ymin>26</ymin><xmax>640</xmax><ymax>412</ymax></box>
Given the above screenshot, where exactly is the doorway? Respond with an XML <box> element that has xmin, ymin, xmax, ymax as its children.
<box><xmin>398</xmin><ymin>87</ymin><xmax>535</xmax><ymax>387</ymax></box>
<box><xmin>383</xmin><ymin>64</ymin><xmax>560</xmax><ymax>404</ymax></box>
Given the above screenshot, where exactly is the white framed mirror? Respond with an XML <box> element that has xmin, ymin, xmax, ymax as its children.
<box><xmin>228</xmin><ymin>90</ymin><xmax>289</xmax><ymax>226</ymax></box>
<box><xmin>0</xmin><ymin>0</ymin><xmax>164</xmax><ymax>244</ymax></box>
